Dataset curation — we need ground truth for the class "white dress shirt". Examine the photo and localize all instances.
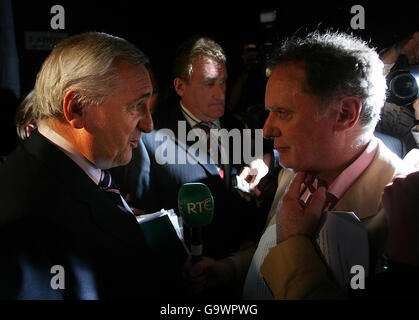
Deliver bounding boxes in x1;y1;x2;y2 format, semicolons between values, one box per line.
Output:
37;122;134;214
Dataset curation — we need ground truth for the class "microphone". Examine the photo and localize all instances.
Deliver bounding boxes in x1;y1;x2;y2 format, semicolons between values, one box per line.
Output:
178;182;214;263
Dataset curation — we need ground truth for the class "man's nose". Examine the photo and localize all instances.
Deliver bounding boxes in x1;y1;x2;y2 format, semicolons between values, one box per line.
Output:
263;112;280;139
212;83;226;101
138;107;154;133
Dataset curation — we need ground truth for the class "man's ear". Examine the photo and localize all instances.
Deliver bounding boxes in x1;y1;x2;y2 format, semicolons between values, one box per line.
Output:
334;96;362;132
173;77;186;97
63;90;85;129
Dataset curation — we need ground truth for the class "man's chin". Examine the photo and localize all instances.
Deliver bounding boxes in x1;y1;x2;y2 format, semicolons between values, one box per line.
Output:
278;157;296;172
112;150;133;169
208;105;225;120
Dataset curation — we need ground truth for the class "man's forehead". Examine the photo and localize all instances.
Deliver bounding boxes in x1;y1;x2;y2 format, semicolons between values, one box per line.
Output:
192;55;226;78
113;60;153;99
269;61;306;85
118;60;151;83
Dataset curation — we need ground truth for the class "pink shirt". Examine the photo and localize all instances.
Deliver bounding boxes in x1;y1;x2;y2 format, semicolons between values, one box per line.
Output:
301;137;379;209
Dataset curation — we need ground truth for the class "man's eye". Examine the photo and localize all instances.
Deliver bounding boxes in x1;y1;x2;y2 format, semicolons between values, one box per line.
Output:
274;109;291;120
130;102;147;114
134;103;145;110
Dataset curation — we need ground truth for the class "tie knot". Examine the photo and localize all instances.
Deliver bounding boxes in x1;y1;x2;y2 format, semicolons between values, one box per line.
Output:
98;170;131;213
195;122;216;133
99;170;118;191
316;178;339;210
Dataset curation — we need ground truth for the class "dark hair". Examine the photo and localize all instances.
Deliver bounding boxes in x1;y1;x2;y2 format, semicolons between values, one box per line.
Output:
268;31;386;127
173;36;226;82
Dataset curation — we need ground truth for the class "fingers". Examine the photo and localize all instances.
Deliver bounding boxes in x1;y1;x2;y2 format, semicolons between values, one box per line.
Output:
183;256;217;294
304;172;317;193
305;186;327;220
238;166;250;178
286;171;307;200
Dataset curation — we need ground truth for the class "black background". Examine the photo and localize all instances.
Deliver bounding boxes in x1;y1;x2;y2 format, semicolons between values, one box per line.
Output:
11;1;419;100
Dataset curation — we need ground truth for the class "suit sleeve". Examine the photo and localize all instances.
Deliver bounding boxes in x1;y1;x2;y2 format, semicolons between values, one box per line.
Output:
260;235;345;300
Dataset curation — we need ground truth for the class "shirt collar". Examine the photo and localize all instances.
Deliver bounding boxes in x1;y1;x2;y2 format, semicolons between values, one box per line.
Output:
37;122;102;185
301;137;379;204
327;137;378;199
179;101;221;129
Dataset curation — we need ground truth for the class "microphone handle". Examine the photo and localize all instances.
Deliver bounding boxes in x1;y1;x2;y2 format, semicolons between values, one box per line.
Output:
190;227;203;264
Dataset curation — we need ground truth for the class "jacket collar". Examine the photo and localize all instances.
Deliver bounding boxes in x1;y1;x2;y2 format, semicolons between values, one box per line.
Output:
24;130;148;249
334;139;404;220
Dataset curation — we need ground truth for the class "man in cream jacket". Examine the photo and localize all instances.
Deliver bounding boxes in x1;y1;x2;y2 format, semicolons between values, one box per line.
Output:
243;31;414;299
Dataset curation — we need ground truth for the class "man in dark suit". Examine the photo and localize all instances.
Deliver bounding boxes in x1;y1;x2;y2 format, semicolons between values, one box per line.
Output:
0;32;180;299
115;37;266;297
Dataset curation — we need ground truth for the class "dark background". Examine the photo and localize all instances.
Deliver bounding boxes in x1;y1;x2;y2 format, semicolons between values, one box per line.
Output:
11;1;419;99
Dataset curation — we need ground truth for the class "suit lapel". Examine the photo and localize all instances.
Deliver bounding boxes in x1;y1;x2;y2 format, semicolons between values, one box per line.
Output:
69;176;148;249
168;105;221;177
26;131;148;250
334;140;403;220
269;140;405;225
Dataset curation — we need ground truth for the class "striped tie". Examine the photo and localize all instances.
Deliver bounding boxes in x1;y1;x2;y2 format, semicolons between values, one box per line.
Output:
98;170;129;213
195;122;224;179
195;122;212;152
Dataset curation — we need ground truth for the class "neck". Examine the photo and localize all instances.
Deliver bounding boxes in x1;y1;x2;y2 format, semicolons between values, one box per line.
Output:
44;118;95;164
180;100;219;123
317;133;372;186
46;119;78;145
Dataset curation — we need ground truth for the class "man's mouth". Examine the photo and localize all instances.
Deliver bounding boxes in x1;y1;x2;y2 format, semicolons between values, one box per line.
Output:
209;102;224;108
275;144;289;153
129;136;140;147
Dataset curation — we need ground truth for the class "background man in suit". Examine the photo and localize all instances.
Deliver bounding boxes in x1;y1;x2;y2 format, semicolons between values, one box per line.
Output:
116;36;265;297
244;31;414;299
0;32;180;299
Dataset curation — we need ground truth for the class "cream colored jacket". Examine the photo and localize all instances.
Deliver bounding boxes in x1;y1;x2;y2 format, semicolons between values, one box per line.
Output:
260;139;412;299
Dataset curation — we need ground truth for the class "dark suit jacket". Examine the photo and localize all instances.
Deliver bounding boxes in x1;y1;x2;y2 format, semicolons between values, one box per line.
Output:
0;131;181;299
113;104;262;260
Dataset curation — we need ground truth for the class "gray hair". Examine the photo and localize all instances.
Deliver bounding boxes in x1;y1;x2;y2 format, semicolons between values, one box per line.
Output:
268;31;386;128
173;36;226;82
34;32;149;121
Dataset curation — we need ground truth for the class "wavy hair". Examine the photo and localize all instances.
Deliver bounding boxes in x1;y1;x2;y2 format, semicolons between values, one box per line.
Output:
268;31;386;128
34;32;149;121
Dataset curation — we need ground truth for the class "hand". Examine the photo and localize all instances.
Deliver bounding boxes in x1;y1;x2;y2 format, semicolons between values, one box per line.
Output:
256;166;280;200
183;256;238;294
238;157;270;200
383;171;419;266
380;31;419;65
276;171;327;243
